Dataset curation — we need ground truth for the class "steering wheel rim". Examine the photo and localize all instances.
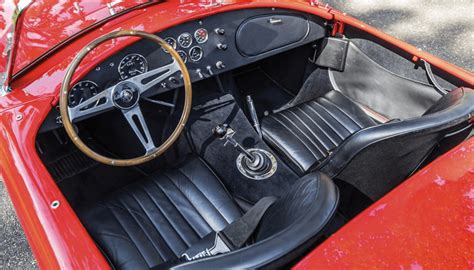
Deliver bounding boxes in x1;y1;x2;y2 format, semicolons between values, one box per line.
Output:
59;30;192;166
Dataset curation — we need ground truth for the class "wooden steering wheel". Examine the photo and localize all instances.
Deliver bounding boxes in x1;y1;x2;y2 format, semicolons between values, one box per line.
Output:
59;30;192;166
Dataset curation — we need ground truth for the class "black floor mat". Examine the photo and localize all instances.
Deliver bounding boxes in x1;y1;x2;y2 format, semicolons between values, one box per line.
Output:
234;67;294;118
182;93;299;203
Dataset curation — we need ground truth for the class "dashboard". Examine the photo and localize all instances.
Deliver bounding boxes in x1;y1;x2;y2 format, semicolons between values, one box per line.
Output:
41;8;326;133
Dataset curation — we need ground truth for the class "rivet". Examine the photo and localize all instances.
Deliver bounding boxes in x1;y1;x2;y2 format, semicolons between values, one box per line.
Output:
15;114;23;121
51;200;60;209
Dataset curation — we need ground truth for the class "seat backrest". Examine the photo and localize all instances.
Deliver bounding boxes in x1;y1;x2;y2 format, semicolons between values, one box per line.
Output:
319;88;473;200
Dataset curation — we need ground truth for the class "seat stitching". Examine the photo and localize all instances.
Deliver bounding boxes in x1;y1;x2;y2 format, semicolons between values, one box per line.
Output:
303;103;345;140
295;106;338;147
117;196;170;260
263;129;306;173
287;109;334;152
310;101;352;134
269;114;321;160
160;172;213;232
278;112;326;159
175;168;232;225
163;169;222;231
96;232;136;242
320;97;365;128
152;179;202;239
105;204;156;265
135;187;189;253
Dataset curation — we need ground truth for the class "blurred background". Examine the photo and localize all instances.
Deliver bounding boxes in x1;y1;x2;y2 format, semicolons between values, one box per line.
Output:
1;0;472;269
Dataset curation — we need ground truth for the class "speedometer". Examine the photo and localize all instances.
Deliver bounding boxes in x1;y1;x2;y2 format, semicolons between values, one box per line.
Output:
68;81;99;108
118;53;148;80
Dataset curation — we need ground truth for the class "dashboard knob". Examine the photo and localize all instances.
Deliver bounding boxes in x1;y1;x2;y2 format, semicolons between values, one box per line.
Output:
217;43;228;50
206;65;214;75
168;76;179;84
216;61;226;69
196;69;204;79
214;28;225;35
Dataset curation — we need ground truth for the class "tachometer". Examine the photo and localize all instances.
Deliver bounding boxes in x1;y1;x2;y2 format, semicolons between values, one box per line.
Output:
118;53;148;80
68;80;99;108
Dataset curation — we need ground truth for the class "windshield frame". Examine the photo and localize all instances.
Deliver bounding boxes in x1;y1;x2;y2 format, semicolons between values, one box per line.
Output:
1;0;33;96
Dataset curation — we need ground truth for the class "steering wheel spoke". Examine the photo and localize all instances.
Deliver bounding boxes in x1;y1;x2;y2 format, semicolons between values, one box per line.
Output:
129;59;180;94
122;105;157;154
68;87;114;122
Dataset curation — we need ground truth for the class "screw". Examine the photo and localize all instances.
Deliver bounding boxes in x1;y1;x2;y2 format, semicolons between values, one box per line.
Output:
51;200;60;209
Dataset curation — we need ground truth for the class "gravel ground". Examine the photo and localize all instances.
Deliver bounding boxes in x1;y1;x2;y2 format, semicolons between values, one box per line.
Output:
0;1;472;269
0;181;37;269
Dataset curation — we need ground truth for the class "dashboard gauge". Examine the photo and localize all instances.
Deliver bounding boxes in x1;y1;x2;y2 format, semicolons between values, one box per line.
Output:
118;53;148;80
189;46;204;62
163;37;177;53
68;81;99;108
177;50;188;63
194;28;208;44
177;32;193;48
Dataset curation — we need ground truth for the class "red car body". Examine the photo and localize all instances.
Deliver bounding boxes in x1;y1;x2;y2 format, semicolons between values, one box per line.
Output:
0;1;472;269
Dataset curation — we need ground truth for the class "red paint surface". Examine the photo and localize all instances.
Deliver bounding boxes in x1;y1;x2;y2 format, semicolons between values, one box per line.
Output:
0;0;473;269
12;0;149;73
294;137;474;270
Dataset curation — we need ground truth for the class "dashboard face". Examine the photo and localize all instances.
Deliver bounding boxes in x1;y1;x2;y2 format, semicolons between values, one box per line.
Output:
67;22;212;109
41;8;326;133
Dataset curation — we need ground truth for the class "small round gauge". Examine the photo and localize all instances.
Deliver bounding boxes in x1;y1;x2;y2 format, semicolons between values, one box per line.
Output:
177;32;193;48
68;80;99;108
194;28;208;44
118;53;148;80
163;37;177;53
177;50;188;63
189;46;203;62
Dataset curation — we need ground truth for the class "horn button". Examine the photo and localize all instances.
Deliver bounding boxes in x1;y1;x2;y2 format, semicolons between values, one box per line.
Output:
112;81;141;110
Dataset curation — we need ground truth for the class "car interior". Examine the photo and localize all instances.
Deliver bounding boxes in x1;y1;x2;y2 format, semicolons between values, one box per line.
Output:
34;8;473;269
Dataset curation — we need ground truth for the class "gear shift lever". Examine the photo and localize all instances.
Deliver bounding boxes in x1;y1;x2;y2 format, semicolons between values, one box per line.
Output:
213;124;277;180
213;124;255;161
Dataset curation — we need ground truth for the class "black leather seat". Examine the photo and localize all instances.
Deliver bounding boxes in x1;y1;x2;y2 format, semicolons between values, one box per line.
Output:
262;90;377;175
262;88;473;200
80;157;338;269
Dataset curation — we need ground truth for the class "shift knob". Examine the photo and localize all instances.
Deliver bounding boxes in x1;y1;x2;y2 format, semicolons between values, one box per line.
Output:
213;124;229;139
